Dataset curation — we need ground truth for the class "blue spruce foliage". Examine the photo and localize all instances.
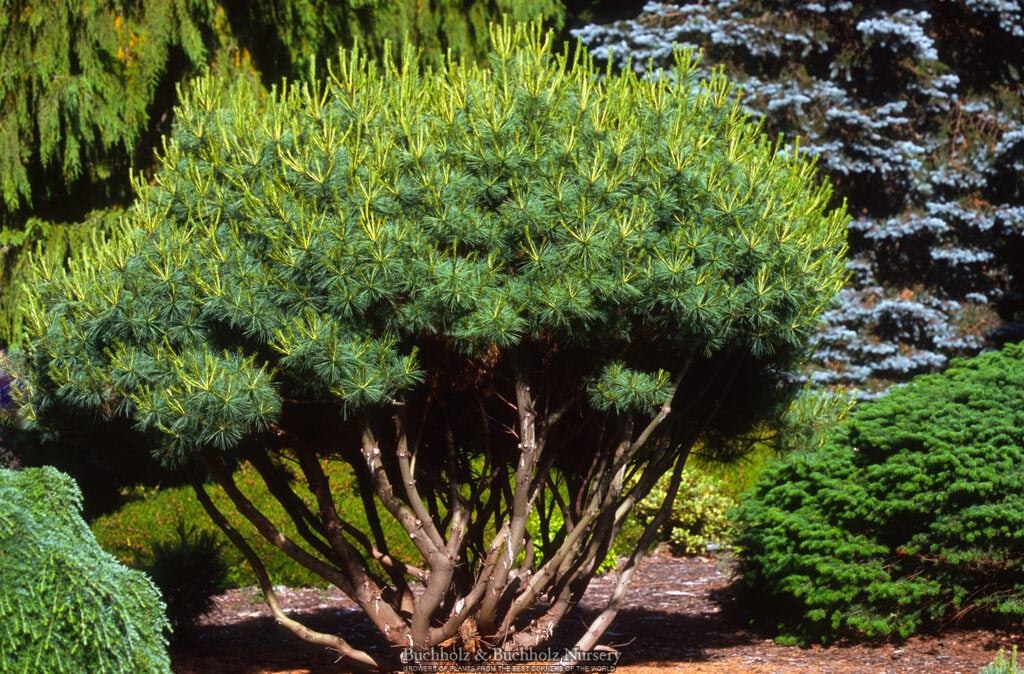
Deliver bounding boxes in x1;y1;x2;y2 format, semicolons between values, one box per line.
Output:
573;1;1024;396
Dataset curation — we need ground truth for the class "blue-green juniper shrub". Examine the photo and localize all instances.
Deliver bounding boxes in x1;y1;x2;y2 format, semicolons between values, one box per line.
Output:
11;21;848;669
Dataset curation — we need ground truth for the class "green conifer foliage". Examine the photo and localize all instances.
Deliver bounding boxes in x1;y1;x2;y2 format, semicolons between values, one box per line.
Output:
735;342;1024;643
0;0;218;218
225;0;567;82
13;22;847;667
0;466;170;673
0;0;251;350
0;0;566;350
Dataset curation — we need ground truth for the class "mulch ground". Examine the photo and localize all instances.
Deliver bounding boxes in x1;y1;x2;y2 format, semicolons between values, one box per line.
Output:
170;554;1023;673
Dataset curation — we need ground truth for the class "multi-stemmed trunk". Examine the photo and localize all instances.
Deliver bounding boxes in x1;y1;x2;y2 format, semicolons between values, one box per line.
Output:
188;353;740;670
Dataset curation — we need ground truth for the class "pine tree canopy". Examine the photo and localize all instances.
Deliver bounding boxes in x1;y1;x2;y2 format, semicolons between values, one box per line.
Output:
13;20;848;666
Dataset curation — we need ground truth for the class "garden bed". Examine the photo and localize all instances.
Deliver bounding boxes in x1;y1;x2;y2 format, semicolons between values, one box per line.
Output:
171;553;1022;673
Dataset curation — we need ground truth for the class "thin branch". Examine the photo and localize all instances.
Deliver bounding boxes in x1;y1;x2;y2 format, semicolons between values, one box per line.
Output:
478;366;541;635
358;416;445;566
566;454;687;656
350;448;422;585
467;459;509;569
393;403;448;556
245;449;338;563
444;423;469;559
294;447;409;611
260;425;420;610
199;451;353;593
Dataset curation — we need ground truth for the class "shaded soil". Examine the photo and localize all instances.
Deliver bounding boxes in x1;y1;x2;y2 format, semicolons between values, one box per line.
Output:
171;554;1023;673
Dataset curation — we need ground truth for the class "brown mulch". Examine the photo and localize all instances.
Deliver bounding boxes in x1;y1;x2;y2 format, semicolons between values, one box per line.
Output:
171;554;1023;673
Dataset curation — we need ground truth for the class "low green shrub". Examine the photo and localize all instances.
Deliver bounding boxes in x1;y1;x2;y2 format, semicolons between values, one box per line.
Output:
142;521;229;640
0;466;170;673
734;343;1024;644
636;467;736;555
92;460;419;588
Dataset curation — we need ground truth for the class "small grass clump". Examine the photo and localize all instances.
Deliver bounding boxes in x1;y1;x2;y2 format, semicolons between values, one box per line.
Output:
981;647;1023;674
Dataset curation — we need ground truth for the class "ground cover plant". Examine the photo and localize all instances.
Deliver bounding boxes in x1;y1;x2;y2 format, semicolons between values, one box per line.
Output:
0;466;170;673
11;21;848;669
735;342;1024;644
573;1;1024;397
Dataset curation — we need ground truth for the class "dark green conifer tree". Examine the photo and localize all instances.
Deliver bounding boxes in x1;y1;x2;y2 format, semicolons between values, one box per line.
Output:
12;22;847;667
735;342;1024;643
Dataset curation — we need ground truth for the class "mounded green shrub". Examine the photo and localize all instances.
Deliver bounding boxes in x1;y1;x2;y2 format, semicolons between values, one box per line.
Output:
0;466;170;673
734;343;1024;643
637;467;736;555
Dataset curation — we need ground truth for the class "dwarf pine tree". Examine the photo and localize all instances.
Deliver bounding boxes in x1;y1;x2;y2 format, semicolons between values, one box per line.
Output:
13;21;847;668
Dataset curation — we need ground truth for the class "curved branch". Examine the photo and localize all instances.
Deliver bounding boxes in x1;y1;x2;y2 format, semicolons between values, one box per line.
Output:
198;451;410;645
566;454;687;656
188;472;397;671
